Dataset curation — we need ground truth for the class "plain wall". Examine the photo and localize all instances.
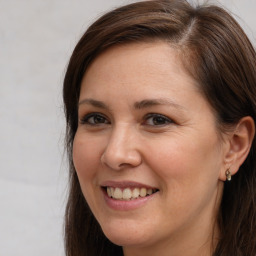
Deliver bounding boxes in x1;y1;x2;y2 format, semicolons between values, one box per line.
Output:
0;0;255;255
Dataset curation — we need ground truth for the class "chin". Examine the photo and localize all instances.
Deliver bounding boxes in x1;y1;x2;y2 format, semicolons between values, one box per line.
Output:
100;222;152;247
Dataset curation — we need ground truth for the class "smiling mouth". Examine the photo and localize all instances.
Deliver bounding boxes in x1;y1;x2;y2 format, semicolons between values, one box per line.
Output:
103;187;159;200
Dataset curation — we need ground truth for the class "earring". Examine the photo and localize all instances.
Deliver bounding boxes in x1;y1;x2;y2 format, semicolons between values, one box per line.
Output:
225;169;232;181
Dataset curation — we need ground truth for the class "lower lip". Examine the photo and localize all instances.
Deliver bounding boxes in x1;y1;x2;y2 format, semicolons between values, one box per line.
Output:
102;188;157;211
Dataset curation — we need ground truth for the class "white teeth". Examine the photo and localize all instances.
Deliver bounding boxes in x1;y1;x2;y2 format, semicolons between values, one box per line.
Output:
140;188;147;197
123;188;132;200
132;188;140;198
113;188;122;199
106;187;157;200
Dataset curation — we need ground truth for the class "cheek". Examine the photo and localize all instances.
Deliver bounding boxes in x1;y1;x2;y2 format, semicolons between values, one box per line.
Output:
145;137;222;224
72;133;103;184
144;134;222;192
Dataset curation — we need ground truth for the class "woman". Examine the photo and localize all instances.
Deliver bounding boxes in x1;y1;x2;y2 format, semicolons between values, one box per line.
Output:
63;0;256;255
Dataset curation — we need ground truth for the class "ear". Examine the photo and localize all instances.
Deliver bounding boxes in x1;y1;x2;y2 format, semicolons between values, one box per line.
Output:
219;116;255;181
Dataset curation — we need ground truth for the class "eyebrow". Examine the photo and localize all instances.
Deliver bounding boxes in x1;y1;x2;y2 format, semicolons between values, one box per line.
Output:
79;98;185;111
79;98;109;109
134;98;185;110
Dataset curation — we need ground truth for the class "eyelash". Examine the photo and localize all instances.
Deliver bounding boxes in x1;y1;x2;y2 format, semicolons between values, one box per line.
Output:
143;113;173;126
79;113;173;126
80;112;110;125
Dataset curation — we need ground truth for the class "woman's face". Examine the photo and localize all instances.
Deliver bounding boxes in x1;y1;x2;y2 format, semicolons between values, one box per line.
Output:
73;42;226;253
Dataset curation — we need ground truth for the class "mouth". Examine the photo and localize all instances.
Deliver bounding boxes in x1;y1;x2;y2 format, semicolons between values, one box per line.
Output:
102;186;159;201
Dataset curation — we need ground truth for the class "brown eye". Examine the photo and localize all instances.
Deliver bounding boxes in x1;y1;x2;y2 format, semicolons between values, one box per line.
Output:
144;114;173;126
80;113;110;125
92;115;107;124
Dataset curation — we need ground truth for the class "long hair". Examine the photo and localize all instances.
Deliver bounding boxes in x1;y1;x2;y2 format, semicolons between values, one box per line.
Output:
63;1;256;255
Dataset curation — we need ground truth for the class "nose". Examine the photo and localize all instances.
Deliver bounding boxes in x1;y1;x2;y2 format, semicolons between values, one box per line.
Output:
101;125;142;170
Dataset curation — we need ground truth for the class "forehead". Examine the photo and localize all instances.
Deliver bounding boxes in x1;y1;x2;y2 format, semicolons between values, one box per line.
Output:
81;41;199;96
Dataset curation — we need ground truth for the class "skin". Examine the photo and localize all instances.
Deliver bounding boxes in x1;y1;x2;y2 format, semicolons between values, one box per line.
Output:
73;42;231;256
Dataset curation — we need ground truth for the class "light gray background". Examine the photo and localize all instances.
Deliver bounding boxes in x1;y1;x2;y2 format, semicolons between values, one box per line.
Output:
0;1;255;255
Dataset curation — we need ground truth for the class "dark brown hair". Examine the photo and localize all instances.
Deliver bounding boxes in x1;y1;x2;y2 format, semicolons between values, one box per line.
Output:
63;1;256;255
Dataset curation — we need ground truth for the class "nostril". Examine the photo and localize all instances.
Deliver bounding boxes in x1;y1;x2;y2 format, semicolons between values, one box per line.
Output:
101;150;142;171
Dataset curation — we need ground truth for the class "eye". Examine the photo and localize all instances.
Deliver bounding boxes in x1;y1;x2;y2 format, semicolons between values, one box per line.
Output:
80;113;110;125
143;113;173;126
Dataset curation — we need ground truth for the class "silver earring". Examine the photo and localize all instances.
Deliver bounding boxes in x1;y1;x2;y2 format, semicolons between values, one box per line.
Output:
225;169;231;181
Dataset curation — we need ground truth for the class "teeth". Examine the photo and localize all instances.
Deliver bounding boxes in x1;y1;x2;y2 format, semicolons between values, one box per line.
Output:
107;187;111;197
113;188;122;199
123;188;132;200
147;188;153;195
106;187;157;200
132;188;140;198
140;188;147;197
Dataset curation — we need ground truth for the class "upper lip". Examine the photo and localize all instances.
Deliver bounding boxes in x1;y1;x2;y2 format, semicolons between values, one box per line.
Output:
100;180;158;190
